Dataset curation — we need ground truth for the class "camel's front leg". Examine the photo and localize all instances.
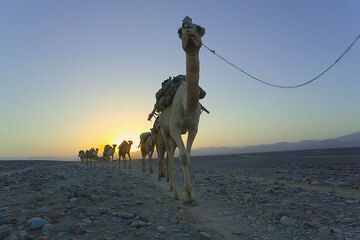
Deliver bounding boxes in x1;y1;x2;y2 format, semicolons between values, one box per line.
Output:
162;130;178;199
170;126;194;203
182;128;198;203
127;153;132;169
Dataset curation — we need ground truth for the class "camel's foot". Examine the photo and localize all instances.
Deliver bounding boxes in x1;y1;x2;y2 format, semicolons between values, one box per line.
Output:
170;191;178;200
181;190;197;206
149;169;153;175
129;166;131;169
124;166;127;169
157;176;161;181
183;198;198;207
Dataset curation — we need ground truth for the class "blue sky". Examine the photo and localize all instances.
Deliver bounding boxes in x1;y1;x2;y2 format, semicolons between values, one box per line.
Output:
0;0;359;158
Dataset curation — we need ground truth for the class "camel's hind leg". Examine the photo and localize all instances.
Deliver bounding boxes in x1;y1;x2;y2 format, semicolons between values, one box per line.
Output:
127;153;132;169
148;151;154;174
170;126;196;204
162;131;178;200
123;155;127;169
157;148;165;180
141;153;146;173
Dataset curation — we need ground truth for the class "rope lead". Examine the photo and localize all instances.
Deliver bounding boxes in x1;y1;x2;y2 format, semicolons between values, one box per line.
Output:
196;33;360;89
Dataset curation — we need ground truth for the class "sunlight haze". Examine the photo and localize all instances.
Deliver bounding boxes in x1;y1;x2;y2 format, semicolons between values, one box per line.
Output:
0;0;359;159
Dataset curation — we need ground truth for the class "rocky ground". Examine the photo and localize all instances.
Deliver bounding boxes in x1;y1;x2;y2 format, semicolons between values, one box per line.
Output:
1;147;360;240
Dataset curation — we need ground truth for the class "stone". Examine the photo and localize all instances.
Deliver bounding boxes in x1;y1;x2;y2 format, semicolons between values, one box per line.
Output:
120;212;134;219
41;224;53;233
318;226;331;240
27;217;48;230
0;225;12;239
37;206;50;214
0;208;7;214
71;222;86;235
199;231;211;239
18;230;31;240
219;188;227;195
170;216;178;224
33;236;50;240
244;193;253;203
0;216;12;226
130;220;147;228
134;201;144;206
342;217;354;224
81;217;92;226
232;227;244;235
310;180;320;185
280;216;296;226
156;225;166;233
265;188;274;194
16;214;27;225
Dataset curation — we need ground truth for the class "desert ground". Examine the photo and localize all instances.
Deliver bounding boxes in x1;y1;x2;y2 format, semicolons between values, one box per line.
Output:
1;147;360;240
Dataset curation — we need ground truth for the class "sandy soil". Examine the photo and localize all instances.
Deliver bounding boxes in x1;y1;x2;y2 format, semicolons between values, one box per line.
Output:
1;147;360;240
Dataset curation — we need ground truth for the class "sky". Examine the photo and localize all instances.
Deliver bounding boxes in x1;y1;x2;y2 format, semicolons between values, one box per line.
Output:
0;0;359;159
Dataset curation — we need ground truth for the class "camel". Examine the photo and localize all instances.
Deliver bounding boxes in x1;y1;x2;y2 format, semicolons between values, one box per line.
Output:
139;131;156;174
118;140;133;169
78;150;86;164
103;144;116;162
158;16;205;204
89;148;99;164
84;149;91;165
146;118;168;180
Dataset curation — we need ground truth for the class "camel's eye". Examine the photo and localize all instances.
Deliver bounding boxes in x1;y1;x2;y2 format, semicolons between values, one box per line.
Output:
177;28;183;38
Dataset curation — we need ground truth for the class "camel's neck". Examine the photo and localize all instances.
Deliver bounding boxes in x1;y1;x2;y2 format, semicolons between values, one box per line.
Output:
186;52;200;114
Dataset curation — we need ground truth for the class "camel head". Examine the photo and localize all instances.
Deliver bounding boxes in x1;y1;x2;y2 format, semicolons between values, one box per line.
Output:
112;144;117;150
128;140;133;146
178;16;205;55
78;150;84;157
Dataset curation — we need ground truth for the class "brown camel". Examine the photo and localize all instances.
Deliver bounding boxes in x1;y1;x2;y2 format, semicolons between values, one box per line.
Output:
139;131;156;174
78;150;86;164
103;144;116;162
84;149;91;165
89;148;99;164
118;140;133;169
159;16;205;203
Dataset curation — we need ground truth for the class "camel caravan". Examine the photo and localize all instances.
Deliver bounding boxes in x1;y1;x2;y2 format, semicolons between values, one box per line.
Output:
78;141;133;167
78;17;208;204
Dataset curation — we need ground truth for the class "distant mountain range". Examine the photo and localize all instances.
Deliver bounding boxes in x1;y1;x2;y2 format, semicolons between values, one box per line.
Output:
1;132;359;160
192;132;360;156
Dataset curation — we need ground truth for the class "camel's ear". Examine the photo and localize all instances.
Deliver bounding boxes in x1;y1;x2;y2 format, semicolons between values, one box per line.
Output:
178;28;183;39
198;26;205;37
